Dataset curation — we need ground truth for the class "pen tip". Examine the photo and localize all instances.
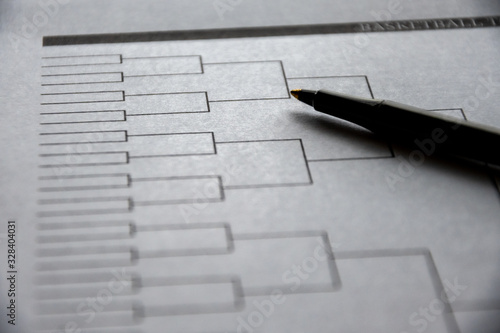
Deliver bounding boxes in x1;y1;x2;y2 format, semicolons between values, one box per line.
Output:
291;89;301;100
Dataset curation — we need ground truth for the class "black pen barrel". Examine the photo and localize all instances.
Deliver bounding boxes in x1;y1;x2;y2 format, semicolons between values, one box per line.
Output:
312;90;500;165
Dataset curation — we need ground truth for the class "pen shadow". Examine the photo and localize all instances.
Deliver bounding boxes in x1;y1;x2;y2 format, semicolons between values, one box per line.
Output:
289;108;500;187
288;109;391;153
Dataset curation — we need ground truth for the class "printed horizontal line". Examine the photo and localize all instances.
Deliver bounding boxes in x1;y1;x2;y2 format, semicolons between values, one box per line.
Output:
209;97;290;102
124;72;202;78
203;60;281;65
42;71;122;77
224;182;312;190
41;54;122;67
37;208;130;217
216;138;300;144
307;155;395;162
41;91;125;105
41;72;123;86
126;91;207;97
41;54;122;59
37;219;132;230
287;75;367;79
126;111;208;116
122;55;200;59
43;16;500;46
40;109;125;115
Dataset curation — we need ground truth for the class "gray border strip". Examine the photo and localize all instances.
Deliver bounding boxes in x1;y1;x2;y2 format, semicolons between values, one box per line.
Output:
43;16;500;46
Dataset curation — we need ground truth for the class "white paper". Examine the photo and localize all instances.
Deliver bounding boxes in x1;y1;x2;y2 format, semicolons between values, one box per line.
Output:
1;1;500;332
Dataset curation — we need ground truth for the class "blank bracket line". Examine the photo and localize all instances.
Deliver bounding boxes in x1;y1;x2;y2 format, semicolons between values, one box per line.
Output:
209;97;290;103
308;155;395;163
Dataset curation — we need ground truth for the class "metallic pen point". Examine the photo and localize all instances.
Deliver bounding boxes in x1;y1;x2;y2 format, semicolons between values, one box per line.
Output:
291;89;301;99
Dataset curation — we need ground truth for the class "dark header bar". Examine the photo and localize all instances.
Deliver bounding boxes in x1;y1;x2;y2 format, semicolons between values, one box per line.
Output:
43;16;500;46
